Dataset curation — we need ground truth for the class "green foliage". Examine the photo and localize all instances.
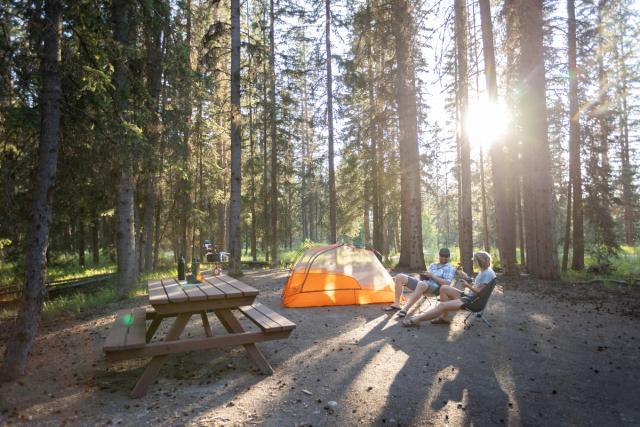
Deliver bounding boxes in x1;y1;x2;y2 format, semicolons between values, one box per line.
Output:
279;240;326;268
0;259;19;290
586;242;620;265
0;238;11;252
42;285;118;319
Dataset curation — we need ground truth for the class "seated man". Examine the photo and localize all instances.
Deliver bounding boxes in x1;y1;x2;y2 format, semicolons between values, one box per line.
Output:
384;248;456;317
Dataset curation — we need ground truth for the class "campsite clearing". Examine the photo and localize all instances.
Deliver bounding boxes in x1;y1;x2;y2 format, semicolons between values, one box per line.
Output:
0;269;639;426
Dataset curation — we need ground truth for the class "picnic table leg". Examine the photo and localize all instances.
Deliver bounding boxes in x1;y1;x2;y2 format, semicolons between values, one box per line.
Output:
146;316;164;342
215;309;274;375
201;311;214;337
131;312;192;398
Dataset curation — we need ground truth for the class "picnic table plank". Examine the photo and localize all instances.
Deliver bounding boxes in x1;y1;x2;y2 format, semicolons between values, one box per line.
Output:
217;274;259;297
196;280;226;300
104;310;130;351
238;304;282;332
148;280;163;289
148;280;168;305
252;302;296;331
125;308;148;347
162;279;189;303
205;276;243;298
179;282;208;302
104;308;147;351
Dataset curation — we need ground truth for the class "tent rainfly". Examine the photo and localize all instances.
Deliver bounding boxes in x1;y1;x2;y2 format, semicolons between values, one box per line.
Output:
282;244;395;308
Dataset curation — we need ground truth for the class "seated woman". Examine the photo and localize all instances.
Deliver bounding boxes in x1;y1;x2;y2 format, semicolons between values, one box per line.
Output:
401;251;496;327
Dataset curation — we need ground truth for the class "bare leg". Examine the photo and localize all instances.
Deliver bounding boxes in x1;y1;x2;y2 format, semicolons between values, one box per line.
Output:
410;299;464;323
392;274;408;307
401;282;428;313
438;284;464;321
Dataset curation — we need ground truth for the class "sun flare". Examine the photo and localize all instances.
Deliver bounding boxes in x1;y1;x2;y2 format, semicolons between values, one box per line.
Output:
465;97;510;149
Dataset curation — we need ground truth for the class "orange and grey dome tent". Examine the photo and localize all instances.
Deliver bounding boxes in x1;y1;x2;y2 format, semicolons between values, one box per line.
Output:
282;244;395;308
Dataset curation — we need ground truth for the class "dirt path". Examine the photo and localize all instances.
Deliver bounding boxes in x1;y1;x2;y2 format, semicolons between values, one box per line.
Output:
1;270;639;426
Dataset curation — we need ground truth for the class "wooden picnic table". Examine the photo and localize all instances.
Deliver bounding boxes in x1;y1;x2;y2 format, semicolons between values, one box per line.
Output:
103;273;295;398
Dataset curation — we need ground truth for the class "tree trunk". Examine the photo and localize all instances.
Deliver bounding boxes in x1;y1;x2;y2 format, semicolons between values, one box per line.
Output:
377;53;388;257
393;0;425;270
617;20;633;246
479;147;490;253
135;194;143;273
363;185;371;247
153;192;162;269
1;0;62;380
112;0;138;295
517;0;558;279
228;0;242;275
78;217;85;267
455;0;473;274
567;0;584;269
479;0;517;274
325;0;337;243
92;218;100;265
153;53;168;271
261;39;270;260
269;0;279;265
367;2;382;254
180;0;193;263
517;183;526;267
249;98;258;262
301;58;310;242
142;0;164;273
561;175;572;272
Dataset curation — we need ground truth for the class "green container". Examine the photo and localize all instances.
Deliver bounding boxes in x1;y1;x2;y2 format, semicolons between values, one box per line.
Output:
191;259;200;277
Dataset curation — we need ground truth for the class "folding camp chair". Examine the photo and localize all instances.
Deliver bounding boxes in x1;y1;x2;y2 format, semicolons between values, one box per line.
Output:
462;278;497;329
416;277;462;313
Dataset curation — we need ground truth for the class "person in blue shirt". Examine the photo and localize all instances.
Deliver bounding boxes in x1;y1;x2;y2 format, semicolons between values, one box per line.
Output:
384;248;456;318
402;251;496;327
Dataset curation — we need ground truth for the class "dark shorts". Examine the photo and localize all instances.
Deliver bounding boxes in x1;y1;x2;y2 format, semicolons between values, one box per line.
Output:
460;295;475;310
406;276;419;291
406;276;439;294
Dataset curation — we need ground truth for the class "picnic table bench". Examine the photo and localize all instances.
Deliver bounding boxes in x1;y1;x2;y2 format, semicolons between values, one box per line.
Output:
103;273;295;397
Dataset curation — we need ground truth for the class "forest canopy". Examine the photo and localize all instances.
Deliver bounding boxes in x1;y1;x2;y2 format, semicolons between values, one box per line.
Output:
1;0;639;284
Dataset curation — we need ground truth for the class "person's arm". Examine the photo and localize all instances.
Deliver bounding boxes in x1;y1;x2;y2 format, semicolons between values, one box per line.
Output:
460;279;485;294
425;265;456;287
431;274;452;287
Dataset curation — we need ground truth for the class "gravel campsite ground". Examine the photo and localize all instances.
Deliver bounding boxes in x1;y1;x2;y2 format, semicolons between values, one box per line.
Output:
1;269;639;426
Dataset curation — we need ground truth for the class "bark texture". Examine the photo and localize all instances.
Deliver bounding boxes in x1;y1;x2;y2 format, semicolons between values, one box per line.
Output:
228;0;242;275
142;0;164;273
326;0;337;243
517;0;559;279
567;0;584;270
113;0;137;295
1;0;62;380
455;0;473;275
269;0;279;265
479;0;517;274
394;0;425;270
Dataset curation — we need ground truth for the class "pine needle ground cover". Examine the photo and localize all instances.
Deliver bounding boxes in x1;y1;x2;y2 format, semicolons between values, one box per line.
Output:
1;269;639;425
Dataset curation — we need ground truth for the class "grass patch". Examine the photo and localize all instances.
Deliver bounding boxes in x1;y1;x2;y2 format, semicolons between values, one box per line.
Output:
562;246;640;282
42;285;119;318
0;252;117;293
0;267;177;321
